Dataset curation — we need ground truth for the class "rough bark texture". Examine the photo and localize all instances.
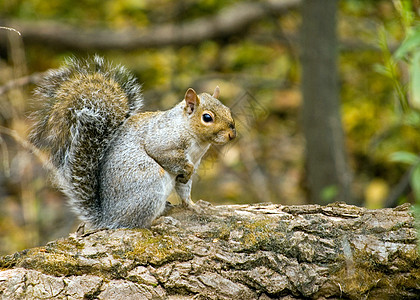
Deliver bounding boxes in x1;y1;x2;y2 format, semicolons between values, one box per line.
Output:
0;201;419;299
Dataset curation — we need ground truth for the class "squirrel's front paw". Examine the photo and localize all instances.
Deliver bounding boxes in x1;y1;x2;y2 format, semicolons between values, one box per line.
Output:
176;163;194;184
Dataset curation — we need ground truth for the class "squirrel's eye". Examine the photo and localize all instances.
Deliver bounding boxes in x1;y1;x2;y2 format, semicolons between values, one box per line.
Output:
202;113;213;123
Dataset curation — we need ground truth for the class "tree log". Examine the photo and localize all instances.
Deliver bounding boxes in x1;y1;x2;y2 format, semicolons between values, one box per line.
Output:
0;201;419;299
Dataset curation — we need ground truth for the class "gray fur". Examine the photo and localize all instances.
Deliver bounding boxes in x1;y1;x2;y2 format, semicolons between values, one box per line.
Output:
31;56;144;227
31;56;235;229
98;103;211;228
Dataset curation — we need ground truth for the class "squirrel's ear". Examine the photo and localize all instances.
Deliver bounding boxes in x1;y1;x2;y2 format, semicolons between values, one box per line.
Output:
184;88;199;114
212;86;220;99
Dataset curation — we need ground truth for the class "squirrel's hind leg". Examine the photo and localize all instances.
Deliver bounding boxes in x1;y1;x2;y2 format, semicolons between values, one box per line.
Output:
99;153;174;229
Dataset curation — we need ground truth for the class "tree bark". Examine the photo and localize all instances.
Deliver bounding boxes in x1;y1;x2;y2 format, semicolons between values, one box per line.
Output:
0;201;418;299
301;0;354;205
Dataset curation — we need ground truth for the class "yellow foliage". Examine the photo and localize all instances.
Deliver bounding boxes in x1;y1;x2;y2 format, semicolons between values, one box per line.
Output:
364;178;389;209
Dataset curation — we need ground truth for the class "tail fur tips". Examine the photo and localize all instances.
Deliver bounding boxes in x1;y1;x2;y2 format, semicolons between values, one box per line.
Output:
30;56;143;226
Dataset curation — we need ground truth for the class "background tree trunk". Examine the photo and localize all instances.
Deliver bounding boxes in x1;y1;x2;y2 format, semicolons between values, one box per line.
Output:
0;201;418;299
301;0;355;205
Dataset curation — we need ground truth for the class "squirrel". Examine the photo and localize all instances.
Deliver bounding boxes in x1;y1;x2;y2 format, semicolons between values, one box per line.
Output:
30;56;236;229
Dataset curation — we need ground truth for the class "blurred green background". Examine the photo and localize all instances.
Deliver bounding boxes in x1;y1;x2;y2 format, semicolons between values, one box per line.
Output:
1;0;419;255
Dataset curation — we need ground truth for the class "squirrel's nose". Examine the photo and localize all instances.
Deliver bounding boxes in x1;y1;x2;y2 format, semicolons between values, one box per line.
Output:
228;124;236;140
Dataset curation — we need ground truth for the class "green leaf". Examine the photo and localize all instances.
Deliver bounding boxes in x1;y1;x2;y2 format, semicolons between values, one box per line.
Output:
320;185;338;203
390;151;420;165
411;165;420;201
403;110;420;127
411;51;420;109
373;64;391;77
412;203;420;215
395;0;415;29
394;25;420;60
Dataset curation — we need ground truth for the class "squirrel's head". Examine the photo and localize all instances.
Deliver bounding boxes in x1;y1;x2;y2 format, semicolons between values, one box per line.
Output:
183;87;236;145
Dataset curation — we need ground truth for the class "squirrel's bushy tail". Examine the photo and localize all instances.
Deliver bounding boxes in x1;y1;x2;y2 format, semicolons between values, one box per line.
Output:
30;56;143;226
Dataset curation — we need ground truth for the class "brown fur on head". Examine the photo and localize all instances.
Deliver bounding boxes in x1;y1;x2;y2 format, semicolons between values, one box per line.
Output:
184;87;236;145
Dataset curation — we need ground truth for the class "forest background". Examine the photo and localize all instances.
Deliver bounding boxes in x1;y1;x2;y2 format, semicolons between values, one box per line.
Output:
0;0;419;255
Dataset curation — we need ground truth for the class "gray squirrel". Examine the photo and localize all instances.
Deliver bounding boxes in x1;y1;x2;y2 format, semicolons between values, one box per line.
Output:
31;56;236;229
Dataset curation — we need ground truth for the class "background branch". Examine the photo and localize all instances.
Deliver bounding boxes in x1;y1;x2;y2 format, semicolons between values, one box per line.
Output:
0;0;301;50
